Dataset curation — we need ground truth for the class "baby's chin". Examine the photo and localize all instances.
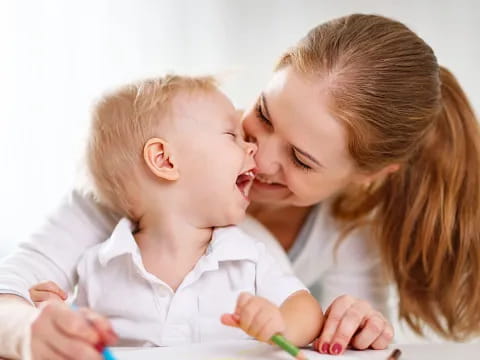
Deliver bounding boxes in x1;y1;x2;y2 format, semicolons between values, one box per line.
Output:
211;210;248;228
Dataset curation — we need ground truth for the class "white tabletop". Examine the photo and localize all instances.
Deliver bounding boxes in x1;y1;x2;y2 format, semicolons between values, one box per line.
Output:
111;340;480;360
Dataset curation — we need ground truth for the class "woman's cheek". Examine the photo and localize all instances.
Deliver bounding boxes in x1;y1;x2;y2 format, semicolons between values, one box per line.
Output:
242;114;260;139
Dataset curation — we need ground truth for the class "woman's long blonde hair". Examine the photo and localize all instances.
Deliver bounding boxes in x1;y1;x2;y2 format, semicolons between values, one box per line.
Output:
278;14;480;340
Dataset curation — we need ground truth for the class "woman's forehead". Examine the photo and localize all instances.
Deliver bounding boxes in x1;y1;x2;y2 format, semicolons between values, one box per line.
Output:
263;68;352;168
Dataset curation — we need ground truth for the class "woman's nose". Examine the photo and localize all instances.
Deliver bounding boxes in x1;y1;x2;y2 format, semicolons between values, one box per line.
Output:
253;136;281;175
246;141;258;157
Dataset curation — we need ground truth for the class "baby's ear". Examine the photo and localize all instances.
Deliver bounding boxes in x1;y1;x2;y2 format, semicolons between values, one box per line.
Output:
143;138;179;181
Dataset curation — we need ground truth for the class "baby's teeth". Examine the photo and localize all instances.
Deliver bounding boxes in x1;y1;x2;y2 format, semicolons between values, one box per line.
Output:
243;170;254;179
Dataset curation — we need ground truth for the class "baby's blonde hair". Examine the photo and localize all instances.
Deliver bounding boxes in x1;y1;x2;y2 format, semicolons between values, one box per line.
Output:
87;74;218;219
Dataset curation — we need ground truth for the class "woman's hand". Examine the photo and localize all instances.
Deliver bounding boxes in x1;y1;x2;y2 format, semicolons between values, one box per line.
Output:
312;295;393;355
29;281;67;307
221;292;286;342
30;301;118;360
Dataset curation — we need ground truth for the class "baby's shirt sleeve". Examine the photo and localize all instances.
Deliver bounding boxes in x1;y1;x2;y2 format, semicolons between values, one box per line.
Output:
254;242;308;306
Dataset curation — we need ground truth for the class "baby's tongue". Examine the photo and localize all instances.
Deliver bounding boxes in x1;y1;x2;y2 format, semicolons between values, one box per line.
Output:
236;173;248;185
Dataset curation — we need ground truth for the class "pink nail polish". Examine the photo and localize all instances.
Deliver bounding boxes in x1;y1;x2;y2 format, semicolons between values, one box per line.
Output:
321;343;330;353
331;343;342;355
95;341;105;352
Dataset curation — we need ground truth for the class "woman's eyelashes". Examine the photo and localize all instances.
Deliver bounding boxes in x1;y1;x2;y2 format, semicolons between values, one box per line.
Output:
290;148;312;171
255;103;272;127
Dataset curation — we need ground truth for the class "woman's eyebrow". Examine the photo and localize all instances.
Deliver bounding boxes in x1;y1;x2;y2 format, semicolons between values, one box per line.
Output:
262;93;324;168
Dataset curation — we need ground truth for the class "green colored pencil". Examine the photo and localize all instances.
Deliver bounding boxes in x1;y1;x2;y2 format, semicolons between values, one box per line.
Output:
271;334;308;360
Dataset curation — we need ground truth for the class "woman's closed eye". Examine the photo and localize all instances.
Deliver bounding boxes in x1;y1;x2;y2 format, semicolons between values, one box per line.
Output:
290;148;312;171
255;103;272;127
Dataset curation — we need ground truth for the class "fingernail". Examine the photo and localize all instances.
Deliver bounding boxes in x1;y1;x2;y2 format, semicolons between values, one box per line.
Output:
321;343;330;353
95;341;105;352
331;343;342;355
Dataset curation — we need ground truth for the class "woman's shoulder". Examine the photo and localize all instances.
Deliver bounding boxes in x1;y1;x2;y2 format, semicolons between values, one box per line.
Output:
237;216;295;274
25;188;119;250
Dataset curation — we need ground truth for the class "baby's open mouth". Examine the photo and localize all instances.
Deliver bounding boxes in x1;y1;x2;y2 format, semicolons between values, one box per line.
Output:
236;170;255;199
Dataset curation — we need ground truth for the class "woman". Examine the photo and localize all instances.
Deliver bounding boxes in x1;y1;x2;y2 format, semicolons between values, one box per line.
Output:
1;13;479;359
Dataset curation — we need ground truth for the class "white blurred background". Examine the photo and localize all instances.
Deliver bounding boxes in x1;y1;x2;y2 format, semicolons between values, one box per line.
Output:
1;0;479;256
1;0;479;344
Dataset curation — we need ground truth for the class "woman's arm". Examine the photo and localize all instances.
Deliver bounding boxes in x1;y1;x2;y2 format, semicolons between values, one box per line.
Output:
0;294;38;359
0;189;117;301
0;189;117;358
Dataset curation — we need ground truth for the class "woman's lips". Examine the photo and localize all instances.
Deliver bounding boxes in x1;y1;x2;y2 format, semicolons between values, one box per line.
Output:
253;175;287;190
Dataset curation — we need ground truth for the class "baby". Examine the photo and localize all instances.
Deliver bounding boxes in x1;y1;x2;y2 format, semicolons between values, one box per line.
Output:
29;75;323;353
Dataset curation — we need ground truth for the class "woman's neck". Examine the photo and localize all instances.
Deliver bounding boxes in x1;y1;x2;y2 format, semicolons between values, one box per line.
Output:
247;203;314;252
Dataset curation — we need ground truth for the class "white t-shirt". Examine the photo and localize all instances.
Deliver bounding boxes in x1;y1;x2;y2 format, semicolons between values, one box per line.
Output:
0;189;389;315
74;218;306;346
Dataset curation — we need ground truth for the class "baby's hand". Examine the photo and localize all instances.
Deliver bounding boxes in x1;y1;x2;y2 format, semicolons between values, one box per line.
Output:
29;281;67;307
31;301;118;360
221;292;286;342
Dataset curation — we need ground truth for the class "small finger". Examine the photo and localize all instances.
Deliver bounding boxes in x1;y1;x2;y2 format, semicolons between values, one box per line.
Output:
247;310;273;340
49;339;103;360
79;308;118;345
32;313;101;360
257;317;283;343
351;314;386;350
220;313;240;327
50;306;100;345
317;295;356;354
370;323;394;350
45;325;103;360
312;337;321;352
32;341;65;360
235;292;254;314
329;300;372;354
30;290;64;304
32;281;67;299
238;298;261;332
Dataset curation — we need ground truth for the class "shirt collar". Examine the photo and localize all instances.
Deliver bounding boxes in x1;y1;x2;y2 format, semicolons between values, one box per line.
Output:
98;217;138;266
97;220;259;267
175;226;260;291
204;226;259;263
